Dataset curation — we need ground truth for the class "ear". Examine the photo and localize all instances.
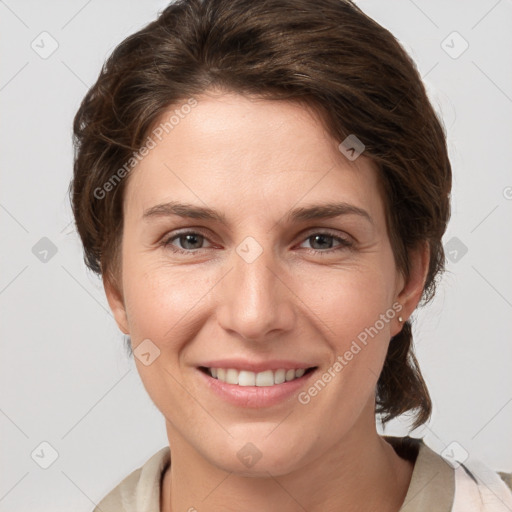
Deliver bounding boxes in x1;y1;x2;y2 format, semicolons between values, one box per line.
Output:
103;274;130;335
391;241;430;337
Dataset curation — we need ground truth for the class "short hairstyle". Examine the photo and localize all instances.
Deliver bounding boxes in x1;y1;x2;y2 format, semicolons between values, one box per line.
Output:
69;0;452;429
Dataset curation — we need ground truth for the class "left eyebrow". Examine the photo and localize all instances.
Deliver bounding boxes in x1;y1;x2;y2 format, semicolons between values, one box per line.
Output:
285;202;374;225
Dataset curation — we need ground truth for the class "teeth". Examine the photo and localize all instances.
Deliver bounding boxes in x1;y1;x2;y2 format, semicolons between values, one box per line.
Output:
274;369;286;384
207;367;311;386
238;370;255;386
225;368;239;385
285;369;296;381
255;370;274;387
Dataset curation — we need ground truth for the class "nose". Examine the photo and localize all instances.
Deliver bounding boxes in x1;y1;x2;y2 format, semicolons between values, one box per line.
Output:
216;241;296;342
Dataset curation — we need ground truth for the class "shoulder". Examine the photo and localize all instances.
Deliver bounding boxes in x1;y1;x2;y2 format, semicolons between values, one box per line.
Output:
385;436;512;511
452;457;512;511
91;446;170;512
393;436;456;511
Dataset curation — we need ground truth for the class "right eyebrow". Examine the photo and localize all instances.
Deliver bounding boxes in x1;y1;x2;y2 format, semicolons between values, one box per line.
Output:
142;201;228;224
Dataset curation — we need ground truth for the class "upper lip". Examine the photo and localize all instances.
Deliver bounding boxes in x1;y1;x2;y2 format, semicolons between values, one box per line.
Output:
198;359;317;373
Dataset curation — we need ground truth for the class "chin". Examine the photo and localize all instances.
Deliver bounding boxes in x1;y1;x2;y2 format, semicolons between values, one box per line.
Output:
202;433;314;477
216;454;306;478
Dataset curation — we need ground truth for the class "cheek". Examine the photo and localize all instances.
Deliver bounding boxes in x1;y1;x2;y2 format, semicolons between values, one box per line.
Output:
120;260;215;410
122;256;217;347
296;263;397;342
293;259;397;389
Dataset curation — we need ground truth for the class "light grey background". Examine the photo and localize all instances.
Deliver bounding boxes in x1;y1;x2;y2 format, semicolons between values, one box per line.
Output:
1;1;511;510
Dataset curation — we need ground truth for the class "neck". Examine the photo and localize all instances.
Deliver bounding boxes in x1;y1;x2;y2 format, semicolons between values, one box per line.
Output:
161;414;413;512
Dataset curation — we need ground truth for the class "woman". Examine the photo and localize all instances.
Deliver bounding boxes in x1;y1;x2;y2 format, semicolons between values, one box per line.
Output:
69;0;512;510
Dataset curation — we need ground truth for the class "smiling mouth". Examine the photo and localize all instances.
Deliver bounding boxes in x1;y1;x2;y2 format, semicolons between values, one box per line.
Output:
198;366;317;386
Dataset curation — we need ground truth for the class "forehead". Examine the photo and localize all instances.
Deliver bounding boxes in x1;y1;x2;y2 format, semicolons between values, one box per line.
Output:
123;92;384;224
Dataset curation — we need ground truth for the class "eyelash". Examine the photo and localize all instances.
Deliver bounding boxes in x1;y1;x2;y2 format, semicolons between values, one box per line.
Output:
160;229;353;256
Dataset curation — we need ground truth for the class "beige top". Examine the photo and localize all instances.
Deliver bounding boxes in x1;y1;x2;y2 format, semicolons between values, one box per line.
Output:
92;436;512;512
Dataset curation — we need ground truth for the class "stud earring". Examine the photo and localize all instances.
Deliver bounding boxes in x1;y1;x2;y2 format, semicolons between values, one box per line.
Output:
398;316;404;323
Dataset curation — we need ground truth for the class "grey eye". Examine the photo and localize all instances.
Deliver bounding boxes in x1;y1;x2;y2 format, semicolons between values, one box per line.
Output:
175;233;204;250
305;234;337;250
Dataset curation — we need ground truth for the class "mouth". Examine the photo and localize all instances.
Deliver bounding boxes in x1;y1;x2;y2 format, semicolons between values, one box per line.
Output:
198;366;317;387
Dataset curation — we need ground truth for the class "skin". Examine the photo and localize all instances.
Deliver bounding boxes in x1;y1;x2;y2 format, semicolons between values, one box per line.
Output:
104;90;429;512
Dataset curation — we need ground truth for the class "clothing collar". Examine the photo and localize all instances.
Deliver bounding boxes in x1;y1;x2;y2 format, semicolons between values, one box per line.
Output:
95;436;455;512
384;436;455;512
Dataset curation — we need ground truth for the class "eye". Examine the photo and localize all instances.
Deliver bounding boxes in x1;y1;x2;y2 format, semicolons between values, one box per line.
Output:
161;231;212;254
298;231;353;254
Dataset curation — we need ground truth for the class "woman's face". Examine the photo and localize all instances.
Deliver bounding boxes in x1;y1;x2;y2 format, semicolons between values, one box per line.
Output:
106;91;423;476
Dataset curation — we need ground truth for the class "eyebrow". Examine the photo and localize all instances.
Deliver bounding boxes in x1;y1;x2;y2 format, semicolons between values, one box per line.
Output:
285;202;373;225
142;200;373;225
143;201;228;223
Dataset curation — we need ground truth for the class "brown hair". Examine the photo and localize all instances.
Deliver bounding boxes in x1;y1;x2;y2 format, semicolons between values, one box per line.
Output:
69;0;451;429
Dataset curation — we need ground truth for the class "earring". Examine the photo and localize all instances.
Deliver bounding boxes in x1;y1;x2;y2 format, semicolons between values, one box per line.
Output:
398;316;404;323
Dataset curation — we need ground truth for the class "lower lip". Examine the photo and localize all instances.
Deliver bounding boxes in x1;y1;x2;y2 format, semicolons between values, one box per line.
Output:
197;368;317;408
